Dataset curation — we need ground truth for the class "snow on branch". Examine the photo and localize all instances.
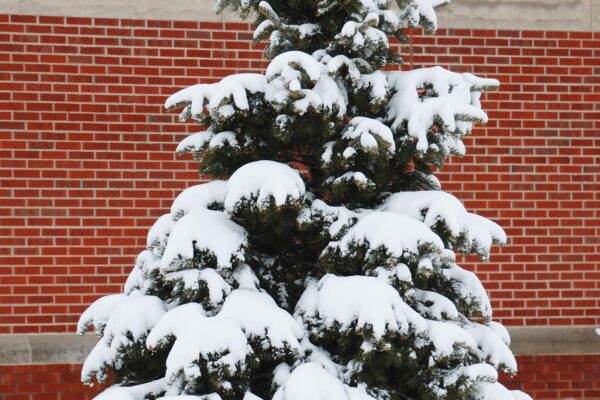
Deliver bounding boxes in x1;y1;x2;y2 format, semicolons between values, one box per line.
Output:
425;319;476;358
443;263;492;320
273;362;375;400
124;250;161;295
253;2;321;49
176;131;240;155
414;288;459;321
170;181;228;221
266;51;324;83
267;51;347;116
164;268;232;309
397;0;451;33
465;323;517;374
297;199;362;239
474;382;533;400
380;191;506;259
386;66;498;154
342;117;396;154
147;303;252;394
296;274;427;338
218;289;304;354
224;160;305;210
80;295;167;384
327;211;444;259
165;74;268;121
147;213;174;256
77;294;128;337
93;378;166;400
161;209;247;272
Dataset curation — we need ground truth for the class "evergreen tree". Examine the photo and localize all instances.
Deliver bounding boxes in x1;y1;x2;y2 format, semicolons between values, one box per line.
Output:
78;1;532;399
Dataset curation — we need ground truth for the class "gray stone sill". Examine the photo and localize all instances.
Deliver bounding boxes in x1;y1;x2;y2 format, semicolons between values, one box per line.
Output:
1;326;599;365
0;0;598;32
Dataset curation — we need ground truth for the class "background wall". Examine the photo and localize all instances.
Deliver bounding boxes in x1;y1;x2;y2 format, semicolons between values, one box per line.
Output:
1;1;599;398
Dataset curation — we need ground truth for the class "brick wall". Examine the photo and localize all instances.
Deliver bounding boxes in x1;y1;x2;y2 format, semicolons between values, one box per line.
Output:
0;13;599;400
1;355;599;400
503;354;600;399
2;14;599;334
0;363;103;399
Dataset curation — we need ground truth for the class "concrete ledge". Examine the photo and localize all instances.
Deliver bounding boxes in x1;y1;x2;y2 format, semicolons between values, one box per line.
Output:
437;0;596;32
0;333;96;365
509;326;600;356
1;327;599;365
0;0;598;32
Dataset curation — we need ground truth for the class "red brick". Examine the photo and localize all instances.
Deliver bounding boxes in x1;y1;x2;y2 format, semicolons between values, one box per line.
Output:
0;16;598;399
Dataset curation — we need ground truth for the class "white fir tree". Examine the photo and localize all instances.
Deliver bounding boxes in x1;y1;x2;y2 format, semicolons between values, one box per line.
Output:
78;1;532;399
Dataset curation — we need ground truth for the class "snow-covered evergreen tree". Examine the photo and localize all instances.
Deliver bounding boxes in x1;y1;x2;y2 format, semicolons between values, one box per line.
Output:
78;1;532;399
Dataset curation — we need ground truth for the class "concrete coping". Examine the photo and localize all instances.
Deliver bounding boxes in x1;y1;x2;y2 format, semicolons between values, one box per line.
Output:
0;0;599;32
0;326;599;365
0;333;97;365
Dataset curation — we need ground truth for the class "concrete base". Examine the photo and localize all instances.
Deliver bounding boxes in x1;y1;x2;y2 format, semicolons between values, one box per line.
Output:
1;326;599;365
509;326;600;356
0;0;598;32
0;333;96;365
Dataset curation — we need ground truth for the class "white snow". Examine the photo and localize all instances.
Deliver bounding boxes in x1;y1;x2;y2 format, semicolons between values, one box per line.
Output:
443;263;492;319
124;250;162;294
224;161;305;210
98;294;166;349
273;362;346;400
176;131;212;153
266;51;324;83
209;131;239;148
297;199;362;239
135;248;162;277
161;209;247;271
78;294;128;336
312;74;347;116
296;275;427;338
439;363;498;393
327;56;362;82
146;213;174;254
93;378;166;400
165;268;232;307
399;0;450;32
232;264;260;290
342;117;396;153
331;171;373;188
425;320;476;357
147;303;251;390
273;362;375;400
266;51;347;116
488;321;511;346
414;289;459;320
243;393;264;400
322;141;335;164
157;395;222;400
372;263;413;285
466;323;517;373
82;295;166;383
380;191;506;257
343;147;357;159
124;262;145;295
360;71;388;102
327;211;443;258
474;382;533;400
170;181;227;220
165;73;268;118
218;289;303;351
386;66;497;152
